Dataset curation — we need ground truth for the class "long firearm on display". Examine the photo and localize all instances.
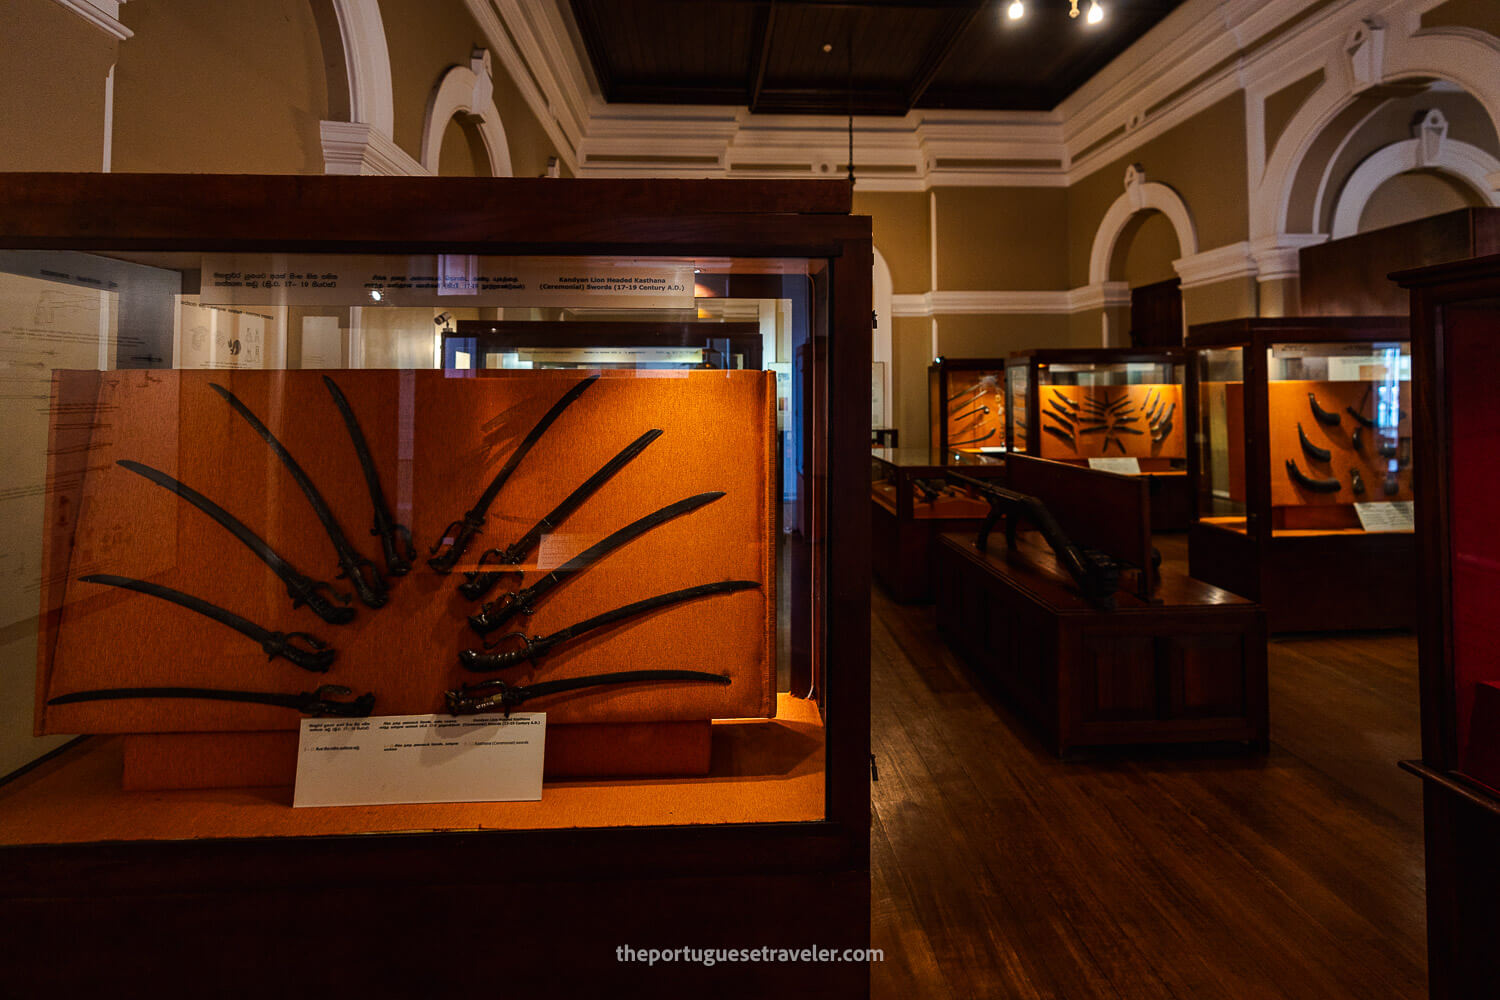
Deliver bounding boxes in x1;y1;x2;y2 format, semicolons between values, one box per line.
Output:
460;579;761;672
458;427;665;601
429;374;600;573
444;670;731;717
117;459;356;625
469;490;727;635
48;684;375;717
209;383;387;608
322;375;416;577
950;405;990;423
78;573;336;672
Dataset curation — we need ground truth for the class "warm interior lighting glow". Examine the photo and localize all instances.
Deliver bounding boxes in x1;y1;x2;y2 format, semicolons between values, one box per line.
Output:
1087;1;1104;24
1007;1;1024;19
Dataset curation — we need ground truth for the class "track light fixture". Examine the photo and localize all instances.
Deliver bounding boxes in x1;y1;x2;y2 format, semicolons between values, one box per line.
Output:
1008;1;1105;24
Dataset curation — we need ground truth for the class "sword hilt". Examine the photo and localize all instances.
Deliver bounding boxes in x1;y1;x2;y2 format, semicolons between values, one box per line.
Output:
468;590;531;636
458;547;524;601
374;517;415;577
427;512;485;573
285;576;355;626
460;632;540;671
337;551;388;609
263;631;336;672
305;684;376;718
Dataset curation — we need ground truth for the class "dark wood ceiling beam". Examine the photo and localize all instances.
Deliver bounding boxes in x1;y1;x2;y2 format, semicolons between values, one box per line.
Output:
749;2;778;112
567;1;615;102
905;3;985;110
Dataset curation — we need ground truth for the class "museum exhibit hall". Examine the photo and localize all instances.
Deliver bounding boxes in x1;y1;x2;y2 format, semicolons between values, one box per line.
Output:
2;0;1499;997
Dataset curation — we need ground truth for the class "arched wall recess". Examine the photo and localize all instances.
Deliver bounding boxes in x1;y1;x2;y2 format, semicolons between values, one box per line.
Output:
1088;165;1199;286
421;49;514;177
329;0;394;134
872;247;893;429
1253;8;1500;245
1330;138;1500;238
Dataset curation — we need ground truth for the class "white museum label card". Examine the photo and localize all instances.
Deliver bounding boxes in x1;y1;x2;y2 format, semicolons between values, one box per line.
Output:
1088;457;1141;475
293;713;546;807
1354;501;1415;533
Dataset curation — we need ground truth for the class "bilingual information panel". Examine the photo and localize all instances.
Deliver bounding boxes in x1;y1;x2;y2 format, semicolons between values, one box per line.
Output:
293;712;546;807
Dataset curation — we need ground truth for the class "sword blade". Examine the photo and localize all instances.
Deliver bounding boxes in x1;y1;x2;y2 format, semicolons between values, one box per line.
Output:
458;427;664;600
210;383;387;608
116;459;354;624
323;375;415;576
445;669;730;716
79;573;334;671
468;490;726;634
47;684;374;717
429;373;601;572
460;579;760;671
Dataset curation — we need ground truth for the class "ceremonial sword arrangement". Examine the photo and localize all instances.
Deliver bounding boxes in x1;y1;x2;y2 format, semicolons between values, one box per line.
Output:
946;375;1000;449
49;373;746;725
1284;386;1410;498
1041;386;1176;456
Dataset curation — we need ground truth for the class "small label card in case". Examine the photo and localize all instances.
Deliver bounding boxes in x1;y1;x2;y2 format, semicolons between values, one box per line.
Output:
1354;501;1415;533
293;713;546;807
1088;457;1141;475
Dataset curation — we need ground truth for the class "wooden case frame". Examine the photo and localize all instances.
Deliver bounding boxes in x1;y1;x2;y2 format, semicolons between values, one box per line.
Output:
1185;317;1414;632
0;174;873;997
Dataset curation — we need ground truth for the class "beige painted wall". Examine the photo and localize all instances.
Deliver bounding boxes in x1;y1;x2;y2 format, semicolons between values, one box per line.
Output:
1117;210;1181;286
891;315;933;447
438;115;490;177
1359;171;1486;231
113;0;331;173
937;314;1075;357
852;191;930;294
0;0;118;171
933;188;1069;290
1184;278;1257;326
1264;70;1324;158
1067;93;1249;287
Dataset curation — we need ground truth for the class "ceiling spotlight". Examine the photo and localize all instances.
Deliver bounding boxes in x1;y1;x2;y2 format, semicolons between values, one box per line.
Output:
821;42;832;53
1068;0;1079;16
1087;1;1104;23
1006;1;1024;19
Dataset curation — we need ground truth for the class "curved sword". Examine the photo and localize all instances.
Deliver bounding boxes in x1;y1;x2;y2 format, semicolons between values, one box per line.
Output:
210;383;386;608
48;683;375;717
468;490;726;635
444;670;730;717
323;375;415;577
460;579;760;671
459;427;665;600
117;459;355;624
80;573;335;672
428;373;601;573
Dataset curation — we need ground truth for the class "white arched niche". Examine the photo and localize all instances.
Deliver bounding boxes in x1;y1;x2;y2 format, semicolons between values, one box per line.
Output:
873;247;893;430
421;50;513;177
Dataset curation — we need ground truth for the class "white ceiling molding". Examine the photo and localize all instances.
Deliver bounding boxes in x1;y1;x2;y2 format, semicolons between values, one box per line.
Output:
331;0;394;135
320;121;427;176
1088;166;1199;286
1248;233;1326;284
1069;281;1132;312
1174;242;1257;289
50;0;131;40
1329;138;1500;238
420;53;515;177
892;285;1129;318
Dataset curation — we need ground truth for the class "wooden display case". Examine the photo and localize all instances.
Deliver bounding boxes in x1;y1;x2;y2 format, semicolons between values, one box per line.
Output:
869;447;1004;603
928;357;1006;457
0;174;872;997
1186;317;1414;632
1393;253;1500;1000
1005;348;1192;531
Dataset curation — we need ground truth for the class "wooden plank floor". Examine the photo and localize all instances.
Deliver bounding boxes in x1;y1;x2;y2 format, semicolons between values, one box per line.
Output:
869;549;1427;999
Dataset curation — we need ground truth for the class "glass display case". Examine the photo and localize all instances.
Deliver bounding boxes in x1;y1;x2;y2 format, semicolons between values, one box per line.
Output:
1005;348;1192;530
1186;317;1413;631
928;357;1006;458
1396;253;1500;1000
869;448;1004;603
0;174;871;997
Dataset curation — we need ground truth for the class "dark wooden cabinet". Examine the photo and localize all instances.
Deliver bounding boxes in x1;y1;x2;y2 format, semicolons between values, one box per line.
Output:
1394;252;1500;1000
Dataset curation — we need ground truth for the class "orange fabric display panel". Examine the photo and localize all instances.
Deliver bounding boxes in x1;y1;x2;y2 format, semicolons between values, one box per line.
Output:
1268;380;1412;509
38;369;776;737
1036;385;1184;461
943;373;1004;450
